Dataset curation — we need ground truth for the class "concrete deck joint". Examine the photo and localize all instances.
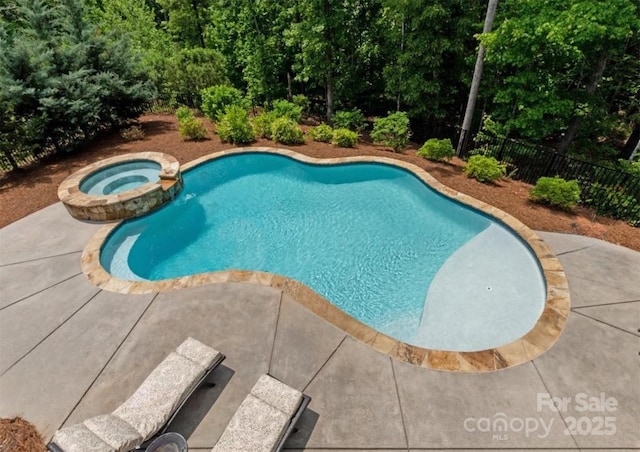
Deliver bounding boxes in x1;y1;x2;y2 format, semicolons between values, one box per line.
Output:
390;359;410;449
0;272;83;312
0;250;83;268
569;309;640;337
531;360;580;450
302;335;347;393
572;299;640;308
59;293;159;431
0;282;102;377
268;291;285;374
555;245;594;256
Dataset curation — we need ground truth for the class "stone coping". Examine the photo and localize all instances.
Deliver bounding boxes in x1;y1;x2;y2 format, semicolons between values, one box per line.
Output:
81;147;570;373
58;152;181;221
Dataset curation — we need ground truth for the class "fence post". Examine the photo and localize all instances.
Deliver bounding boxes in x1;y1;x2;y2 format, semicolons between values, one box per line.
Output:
544;152;560;176
496;137;507;161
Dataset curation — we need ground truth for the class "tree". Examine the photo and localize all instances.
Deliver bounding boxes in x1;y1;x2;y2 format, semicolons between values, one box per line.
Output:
457;0;498;156
481;0;638;157
288;0;385;122
380;0;485;122
288;0;343;121
156;0;211;48
88;0;176;85
208;0;296;104
163;47;227;106
0;0;154;167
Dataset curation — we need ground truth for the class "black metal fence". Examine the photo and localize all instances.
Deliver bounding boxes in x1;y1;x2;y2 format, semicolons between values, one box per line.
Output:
0;147;59;173
475;135;640;226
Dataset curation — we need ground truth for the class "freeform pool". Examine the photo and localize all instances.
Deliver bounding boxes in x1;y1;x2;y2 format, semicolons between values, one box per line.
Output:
99;151;548;352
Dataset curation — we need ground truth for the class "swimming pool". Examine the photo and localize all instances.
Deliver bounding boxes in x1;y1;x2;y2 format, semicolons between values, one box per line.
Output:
99;151;547;352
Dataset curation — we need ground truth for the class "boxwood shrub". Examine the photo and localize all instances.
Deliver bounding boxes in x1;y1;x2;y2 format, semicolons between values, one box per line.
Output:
271;117;305;144
465;155;506;182
530;176;581;210
417;138;455;162
332;128;358;148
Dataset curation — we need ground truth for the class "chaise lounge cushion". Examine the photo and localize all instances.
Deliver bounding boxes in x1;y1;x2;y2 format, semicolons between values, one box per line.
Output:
211;395;290;452
212;375;304;452
112;352;204;440
250;374;303;417
50;424;113;452
176;336;221;369
83;415;143;451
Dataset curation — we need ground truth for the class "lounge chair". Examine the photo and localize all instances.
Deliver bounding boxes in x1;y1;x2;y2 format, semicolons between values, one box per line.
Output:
47;337;225;452
212;374;310;452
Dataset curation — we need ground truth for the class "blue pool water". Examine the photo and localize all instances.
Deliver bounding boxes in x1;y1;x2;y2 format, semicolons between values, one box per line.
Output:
80;160;161;195
102;153;546;351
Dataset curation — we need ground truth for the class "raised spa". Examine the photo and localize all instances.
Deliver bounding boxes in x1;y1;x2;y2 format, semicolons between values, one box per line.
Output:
80;160;161;195
100;152;548;352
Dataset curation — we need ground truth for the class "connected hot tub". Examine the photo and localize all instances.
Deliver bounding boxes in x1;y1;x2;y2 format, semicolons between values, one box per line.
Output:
58;152;182;221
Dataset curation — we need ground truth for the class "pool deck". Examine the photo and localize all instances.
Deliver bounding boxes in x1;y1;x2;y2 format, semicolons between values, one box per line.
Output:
1;202;638;451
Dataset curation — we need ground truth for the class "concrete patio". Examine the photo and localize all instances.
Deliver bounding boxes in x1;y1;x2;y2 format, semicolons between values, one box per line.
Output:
1;202;639;451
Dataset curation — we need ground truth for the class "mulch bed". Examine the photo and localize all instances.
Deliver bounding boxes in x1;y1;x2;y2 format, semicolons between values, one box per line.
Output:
0;417;46;452
1;114;638;251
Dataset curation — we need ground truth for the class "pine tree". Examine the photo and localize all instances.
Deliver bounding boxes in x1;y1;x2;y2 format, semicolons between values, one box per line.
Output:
0;0;155;169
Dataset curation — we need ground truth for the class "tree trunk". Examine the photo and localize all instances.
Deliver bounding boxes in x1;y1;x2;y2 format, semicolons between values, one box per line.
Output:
326;72;334;123
396;17;405;112
191;0;206;48
456;0;499;157
322;0;334;123
556;54;608;155
287;72;293;101
620;124;639;160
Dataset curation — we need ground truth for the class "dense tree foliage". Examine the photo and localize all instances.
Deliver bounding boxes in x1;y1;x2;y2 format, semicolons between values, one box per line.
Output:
2;0;638;167
381;0;485;121
480;0;639;159
0;0;154;169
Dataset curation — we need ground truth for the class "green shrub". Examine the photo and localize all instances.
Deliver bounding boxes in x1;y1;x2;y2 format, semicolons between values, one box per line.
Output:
201;85;247;121
332;128;358;148
292;94;310;113
216;105;255;144
272;100;303;123
332;108;366;132
175;106;194;122
617;159;640;176
464;155;506;182
252;111;278;139
371;111;411;152
176;107;207;140
178;118;208;141
586;183;640;226
309;124;334;143
271;117;305;144
417;138;455;162
530;177;581;209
